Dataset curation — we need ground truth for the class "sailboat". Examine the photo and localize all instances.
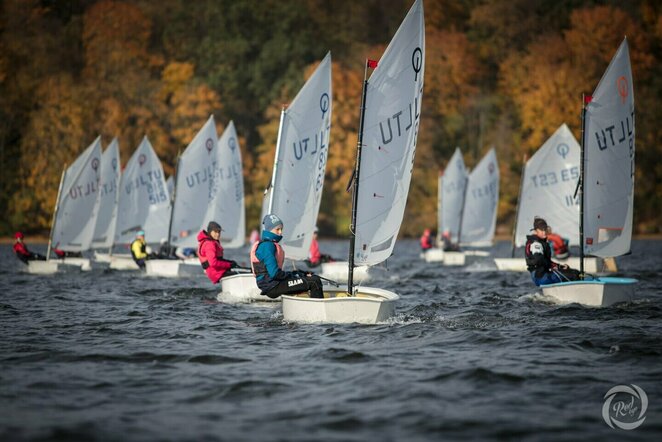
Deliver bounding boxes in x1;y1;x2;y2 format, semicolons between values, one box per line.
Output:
91;138;121;264
441;147;498;266
281;0;424;324
111;136;171;270
494;124;606;272
145;116;218;277
542;38;636;306
220;52;332;302
422;147;467;262
28;137;102;274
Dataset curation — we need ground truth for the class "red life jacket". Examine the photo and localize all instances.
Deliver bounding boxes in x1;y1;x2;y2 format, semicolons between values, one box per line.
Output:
249;240;284;276
547;233;568;256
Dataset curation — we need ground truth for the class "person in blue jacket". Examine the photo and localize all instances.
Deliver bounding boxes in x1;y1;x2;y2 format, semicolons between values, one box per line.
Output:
250;214;324;299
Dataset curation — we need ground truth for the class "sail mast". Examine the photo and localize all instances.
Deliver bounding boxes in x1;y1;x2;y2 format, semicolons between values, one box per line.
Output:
457;174;469;246
348;60;372;294
167;153;181;247
510;153;527;257
267;107;287;215
47;166;67;260
579;94;590;277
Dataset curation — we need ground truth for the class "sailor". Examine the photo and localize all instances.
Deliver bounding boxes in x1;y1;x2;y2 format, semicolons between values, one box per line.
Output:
13;232;46;264
525;217;580;286
197;221;237;284
250;214;324;299
53;248;83;258
441;230;460;252
420;228;433;251
546;227;570;259
305;226;334;268
130;230;150;271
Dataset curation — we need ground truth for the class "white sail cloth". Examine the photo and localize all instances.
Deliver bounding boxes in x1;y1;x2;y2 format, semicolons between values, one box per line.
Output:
52;137;102;251
171;115;219;248
354;0;425;266
514;124;580;247
460;147;499;246
583;38;634;258
440;147;468;244
267;52;332;260
92;138;121;248
203;121;245;248
115;136;170;244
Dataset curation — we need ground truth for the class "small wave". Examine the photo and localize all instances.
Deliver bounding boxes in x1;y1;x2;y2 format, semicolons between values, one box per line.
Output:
311;347;372;363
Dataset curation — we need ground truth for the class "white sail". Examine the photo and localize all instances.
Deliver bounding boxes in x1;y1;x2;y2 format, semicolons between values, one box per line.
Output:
583;38;634;258
171;115;219;248
440;147;468;244
52;137;102;251
115;136;170;244
515;124;580;247
268;53;332;259
353;0;424;266
204;121;245;248
460;147;499;246
91;138;121;248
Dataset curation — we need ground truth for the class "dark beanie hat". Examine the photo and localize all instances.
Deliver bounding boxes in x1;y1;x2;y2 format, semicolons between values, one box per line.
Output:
532;217;549;231
207;221;222;233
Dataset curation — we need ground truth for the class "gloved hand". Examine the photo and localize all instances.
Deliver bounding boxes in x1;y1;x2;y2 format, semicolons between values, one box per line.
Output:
229;260;239;269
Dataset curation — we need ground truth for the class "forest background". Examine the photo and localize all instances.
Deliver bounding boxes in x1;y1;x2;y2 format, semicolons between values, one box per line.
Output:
1;0;660;238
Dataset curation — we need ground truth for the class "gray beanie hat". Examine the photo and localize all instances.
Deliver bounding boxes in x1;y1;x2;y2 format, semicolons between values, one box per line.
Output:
262;214;283;231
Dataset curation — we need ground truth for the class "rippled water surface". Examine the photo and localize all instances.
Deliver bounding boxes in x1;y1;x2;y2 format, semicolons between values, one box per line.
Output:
1;240;661;441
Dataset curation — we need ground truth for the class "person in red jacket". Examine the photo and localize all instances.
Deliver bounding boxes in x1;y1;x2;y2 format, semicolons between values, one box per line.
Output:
305;227;334;268
420;228;433;251
197;221;238;284
546;227;570;259
13;232;46;264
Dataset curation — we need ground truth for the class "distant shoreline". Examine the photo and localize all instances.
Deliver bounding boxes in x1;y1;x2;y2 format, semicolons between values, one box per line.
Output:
3;233;662;245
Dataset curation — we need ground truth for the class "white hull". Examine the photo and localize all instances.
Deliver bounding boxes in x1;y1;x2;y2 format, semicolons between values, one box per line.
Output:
109;256;140;270
541;277;636;307
319;261;371;283
494;257;605;273
422;248;444;262
441;250;490;266
60;257;92;271
145;259;202;277
282;286;398;324
26;260;82;274
217;273;271;303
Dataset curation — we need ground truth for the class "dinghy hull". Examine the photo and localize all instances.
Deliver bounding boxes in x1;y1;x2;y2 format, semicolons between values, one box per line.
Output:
541;277;636;307
145;259;202;277
282;286;398;324
109;256;140;270
26;261;82;274
494;257;605;273
422;248;444;262
217;273;270;303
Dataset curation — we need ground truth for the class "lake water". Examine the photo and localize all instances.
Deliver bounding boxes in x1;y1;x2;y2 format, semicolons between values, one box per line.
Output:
1;239;661;441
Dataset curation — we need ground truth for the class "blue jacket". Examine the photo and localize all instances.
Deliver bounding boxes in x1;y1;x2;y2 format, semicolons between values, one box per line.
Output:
255;230;289;290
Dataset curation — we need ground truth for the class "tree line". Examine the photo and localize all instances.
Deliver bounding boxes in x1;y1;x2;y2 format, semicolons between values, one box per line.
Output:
1;0;660;238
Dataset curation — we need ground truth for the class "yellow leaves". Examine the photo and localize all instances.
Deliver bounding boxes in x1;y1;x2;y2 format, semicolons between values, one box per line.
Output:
160;62;195;101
